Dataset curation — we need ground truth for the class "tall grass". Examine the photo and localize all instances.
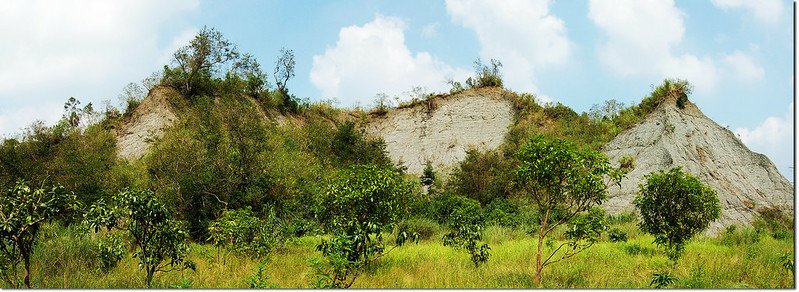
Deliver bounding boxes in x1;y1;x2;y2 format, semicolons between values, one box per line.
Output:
14;223;794;288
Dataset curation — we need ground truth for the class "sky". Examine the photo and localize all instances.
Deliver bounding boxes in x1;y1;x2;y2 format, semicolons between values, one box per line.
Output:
0;0;794;181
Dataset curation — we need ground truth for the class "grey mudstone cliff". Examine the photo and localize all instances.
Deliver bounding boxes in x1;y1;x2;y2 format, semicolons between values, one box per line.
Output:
602;96;793;233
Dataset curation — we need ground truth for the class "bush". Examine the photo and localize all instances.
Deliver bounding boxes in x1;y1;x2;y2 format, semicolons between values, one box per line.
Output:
484;198;522;227
439;195;491;267
313;164;415;288
97;233;126;273
608;228;628;242
466;58;503;88
448;149;513;206
635;167;721;262
395;218;441;241
207;207;286;259
752;206;793;240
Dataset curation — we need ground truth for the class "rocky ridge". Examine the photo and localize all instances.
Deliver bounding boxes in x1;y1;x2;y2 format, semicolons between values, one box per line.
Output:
602;96;793;233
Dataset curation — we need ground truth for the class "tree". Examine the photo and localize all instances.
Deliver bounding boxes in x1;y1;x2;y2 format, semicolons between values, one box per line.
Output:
230;53;268;97
634;167;720;262
273;47;295;95
588;99;626;121
0;181;80;288
166;26;240;98
513;136;624;285
273;47;298;113
313;165;416;288
441;195;491;267
86;189;195;287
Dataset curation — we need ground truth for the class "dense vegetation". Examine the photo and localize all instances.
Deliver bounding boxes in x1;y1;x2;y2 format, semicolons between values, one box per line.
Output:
0;28;792;288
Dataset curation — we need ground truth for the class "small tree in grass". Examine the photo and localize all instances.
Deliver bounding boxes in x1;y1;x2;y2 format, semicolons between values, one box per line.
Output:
441;195;491;267
86;189;195;287
634;166;720;262
0;180;81;288
513;136;625;285
312;164;417;288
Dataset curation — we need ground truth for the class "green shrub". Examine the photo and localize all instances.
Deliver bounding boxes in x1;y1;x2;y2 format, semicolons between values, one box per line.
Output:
396;218;441;241
448;149;513;205
752;206;793;240
97;233;126;273
484;198;522;227
207;207;286;259
440;195;491;267
607;228;628;242
465;58;503;88
635;166;721;262
85;189;195;287
313;164;416;288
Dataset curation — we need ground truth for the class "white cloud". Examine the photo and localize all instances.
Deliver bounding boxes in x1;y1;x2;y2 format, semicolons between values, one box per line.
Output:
445;0;572;94
722;51;766;81
734;102;794;180
711;0;785;25
588;0;719;94
0;0;198;136
310;15;470;106
421;22;440;39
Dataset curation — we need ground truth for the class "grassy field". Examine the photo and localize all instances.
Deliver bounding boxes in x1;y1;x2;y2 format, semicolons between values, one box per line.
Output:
22;222;794;289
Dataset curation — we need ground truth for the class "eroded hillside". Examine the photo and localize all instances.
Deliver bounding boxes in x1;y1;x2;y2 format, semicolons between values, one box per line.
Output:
365;87;515;174
602;96;793;233
116;86;178;161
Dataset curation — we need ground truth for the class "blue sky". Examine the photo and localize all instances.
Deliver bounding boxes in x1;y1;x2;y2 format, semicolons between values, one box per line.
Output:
0;0;793;180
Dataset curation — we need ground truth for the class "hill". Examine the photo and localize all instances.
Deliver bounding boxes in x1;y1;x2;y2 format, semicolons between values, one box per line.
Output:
602;94;793;233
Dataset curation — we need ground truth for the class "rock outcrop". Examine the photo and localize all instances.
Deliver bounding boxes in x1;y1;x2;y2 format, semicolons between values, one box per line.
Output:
602;96;794;233
116;86;178;161
365;87;515;175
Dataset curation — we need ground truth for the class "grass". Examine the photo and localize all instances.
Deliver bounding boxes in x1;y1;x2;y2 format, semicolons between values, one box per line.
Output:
14;223;795;288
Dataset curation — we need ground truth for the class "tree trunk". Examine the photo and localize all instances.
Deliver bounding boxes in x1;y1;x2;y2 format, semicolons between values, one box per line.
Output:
534;227;544;286
146;267;155;288
23;252;31;288
534;208;551;287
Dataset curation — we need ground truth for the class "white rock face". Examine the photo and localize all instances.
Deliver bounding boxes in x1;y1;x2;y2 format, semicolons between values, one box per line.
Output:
116;86;178;161
365;88;515;175
602;97;794;233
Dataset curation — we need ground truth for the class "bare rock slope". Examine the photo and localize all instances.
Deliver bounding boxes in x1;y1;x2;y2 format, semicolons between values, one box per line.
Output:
116;86;178;161
365;88;515;175
602;97;793;233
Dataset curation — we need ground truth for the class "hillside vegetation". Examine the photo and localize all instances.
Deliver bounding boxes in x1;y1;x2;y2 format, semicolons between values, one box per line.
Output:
0;28;792;288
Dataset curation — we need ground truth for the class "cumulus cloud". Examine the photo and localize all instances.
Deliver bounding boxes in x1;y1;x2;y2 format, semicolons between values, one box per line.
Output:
722;51;766;81
310;15;470;106
0;0;198;135
734;102;794;180
445;0;572;94
711;0;785;25
588;0;719;93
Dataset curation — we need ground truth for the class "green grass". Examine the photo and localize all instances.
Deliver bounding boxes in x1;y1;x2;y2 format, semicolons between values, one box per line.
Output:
15;223;795;288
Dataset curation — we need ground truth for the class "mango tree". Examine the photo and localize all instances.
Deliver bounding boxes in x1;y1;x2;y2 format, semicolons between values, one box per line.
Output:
514;136;624;286
0;180;81;288
312;164;416;288
86;189;195;287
